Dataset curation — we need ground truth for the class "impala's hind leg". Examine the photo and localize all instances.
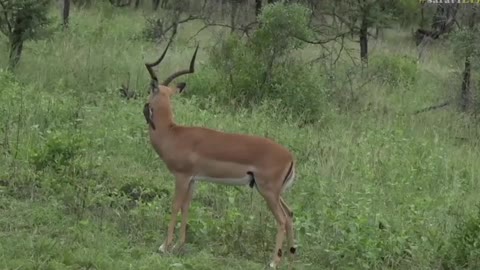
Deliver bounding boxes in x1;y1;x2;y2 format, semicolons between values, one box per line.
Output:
280;197;296;258
280;197;293;217
261;191;287;268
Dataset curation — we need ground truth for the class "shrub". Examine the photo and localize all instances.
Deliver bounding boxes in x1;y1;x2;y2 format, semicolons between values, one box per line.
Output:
370;54;418;87
194;3;329;123
31;130;85;172
444;205;480;269
0;0;52;69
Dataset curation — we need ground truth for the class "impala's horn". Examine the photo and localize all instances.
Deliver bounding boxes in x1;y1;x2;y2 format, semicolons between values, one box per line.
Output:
144;37;174;93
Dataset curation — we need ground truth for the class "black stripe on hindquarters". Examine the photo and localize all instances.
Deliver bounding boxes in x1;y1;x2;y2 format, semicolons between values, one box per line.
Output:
248;162;293;189
282;161;294;186
247;171;255;188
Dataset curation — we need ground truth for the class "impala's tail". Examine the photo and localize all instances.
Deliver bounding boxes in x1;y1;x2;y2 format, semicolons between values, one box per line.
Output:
281;161;296;193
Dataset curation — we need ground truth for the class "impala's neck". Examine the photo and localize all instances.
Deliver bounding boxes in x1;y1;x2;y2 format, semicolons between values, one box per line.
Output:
148;97;179;160
151;96;176;134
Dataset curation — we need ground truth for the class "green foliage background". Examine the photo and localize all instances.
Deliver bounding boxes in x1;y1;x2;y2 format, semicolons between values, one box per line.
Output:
0;2;480;270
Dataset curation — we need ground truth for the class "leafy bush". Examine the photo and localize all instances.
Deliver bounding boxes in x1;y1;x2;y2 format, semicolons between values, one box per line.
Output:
370;54;418;87
389;0;423;27
31;131;84;172
251;2;312;57
194;3;328;123
0;0;52;69
450;27;480;68
444;205;480;269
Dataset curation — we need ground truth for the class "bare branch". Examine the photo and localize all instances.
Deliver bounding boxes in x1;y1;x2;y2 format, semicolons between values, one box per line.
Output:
161;43;199;86
145;27;177;82
333;35;346;66
143;13;201;44
188;19;258;43
294;31;350;45
319;11;360;33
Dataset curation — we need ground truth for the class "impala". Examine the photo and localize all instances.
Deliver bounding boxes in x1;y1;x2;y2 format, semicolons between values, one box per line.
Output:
142;41;298;268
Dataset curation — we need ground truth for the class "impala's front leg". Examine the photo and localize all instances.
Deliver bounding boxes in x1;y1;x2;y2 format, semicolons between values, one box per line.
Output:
160;174;191;253
178;180;195;248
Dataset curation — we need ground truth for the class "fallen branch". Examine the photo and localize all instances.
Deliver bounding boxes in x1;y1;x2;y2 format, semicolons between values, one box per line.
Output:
413;100;451;115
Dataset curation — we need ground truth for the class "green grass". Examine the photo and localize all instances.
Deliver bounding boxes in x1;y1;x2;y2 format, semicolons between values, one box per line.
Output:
1;4;480;270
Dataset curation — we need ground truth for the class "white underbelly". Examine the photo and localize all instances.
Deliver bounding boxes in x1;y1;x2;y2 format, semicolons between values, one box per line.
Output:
192;175;252;186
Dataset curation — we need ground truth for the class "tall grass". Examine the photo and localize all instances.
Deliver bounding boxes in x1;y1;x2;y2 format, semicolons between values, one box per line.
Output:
1;3;480;270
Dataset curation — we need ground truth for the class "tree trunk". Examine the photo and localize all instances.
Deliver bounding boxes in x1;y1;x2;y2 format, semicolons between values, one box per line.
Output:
152;0;160;10
63;0;70;29
135;0;141;8
230;0;238;33
431;3;458;35
460;57;471;112
420;2;427;28
375;0;385;39
8;37;23;70
359;14;368;64
431;4;445;31
255;0;262;17
8;15;26;70
416;3;458;45
267;0;275;3
161;0;169;9
460;6;477;112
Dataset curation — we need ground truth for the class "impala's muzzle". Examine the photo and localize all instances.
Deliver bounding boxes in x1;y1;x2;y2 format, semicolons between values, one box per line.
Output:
143;103;156;130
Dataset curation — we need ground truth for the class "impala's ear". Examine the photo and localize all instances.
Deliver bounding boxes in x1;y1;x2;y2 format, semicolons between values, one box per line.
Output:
176;82;187;93
150;80;159;94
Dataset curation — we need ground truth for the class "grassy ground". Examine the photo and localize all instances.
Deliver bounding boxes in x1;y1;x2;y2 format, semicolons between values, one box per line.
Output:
1;4;480;270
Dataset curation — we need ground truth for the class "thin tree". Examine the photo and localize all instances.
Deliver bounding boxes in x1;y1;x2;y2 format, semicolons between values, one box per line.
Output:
460;6;478;111
152;0;160;10
0;0;52;70
255;0;261;17
62;0;70;29
323;0;393;64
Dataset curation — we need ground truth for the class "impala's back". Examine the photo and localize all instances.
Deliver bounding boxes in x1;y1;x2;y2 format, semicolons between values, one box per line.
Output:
170;125;294;188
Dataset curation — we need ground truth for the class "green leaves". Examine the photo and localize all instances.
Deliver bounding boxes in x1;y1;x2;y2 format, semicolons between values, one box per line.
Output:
0;0;52;40
203;2;330;124
254;2;312;55
370;54;418;87
451;27;480;62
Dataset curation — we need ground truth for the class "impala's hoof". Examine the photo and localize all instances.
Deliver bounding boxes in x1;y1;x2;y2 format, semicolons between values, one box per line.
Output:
269;261;277;268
